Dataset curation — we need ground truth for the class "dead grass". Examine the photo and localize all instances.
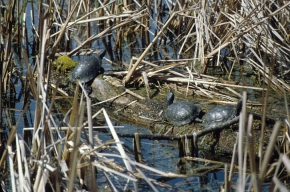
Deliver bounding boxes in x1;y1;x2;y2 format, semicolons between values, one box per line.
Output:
0;0;290;191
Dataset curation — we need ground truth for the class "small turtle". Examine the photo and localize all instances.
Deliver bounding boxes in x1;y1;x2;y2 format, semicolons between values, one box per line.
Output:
203;99;242;128
163;91;202;126
69;50;106;94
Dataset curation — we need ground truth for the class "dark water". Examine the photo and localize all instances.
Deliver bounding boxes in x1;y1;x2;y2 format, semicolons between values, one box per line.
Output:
2;1;289;191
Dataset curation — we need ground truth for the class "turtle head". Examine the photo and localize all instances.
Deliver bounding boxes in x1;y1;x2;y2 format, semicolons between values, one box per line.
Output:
99;67;105;74
96;67;105;79
166;91;174;106
236;99;243;116
99;49;106;59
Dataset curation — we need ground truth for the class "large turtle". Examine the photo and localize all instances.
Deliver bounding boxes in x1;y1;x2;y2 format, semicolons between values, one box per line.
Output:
203;99;242;128
163;91;202;126
69;50;106;94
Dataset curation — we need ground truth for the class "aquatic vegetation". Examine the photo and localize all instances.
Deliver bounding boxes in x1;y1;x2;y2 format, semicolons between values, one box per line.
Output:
1;0;290;191
52;55;78;72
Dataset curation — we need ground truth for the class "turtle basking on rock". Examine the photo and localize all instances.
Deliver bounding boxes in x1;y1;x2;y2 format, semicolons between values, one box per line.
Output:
162;91;202;126
202;99;242;129
69;50;106;94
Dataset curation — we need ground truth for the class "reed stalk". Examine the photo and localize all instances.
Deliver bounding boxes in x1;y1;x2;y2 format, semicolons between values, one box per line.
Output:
1;0;290;191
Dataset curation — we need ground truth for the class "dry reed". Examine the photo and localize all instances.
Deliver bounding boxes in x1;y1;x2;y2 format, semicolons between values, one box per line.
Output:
0;0;290;191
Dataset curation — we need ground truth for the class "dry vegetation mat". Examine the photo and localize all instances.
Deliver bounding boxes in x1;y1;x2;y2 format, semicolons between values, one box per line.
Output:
1;0;290;191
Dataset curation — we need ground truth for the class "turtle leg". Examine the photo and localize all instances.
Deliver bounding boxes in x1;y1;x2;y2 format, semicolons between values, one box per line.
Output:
211;131;221;153
83;78;96;95
84;84;92;95
195;118;203;123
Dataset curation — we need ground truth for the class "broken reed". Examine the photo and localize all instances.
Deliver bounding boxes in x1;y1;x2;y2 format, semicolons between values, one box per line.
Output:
0;0;290;191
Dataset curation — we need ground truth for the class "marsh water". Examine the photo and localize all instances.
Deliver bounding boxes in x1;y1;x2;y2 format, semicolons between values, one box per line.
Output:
7;67;281;191
7;37;282;192
2;1;290;191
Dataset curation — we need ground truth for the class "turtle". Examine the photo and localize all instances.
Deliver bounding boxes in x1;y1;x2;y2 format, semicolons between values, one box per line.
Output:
69;50;106;94
202;99;242;129
163;91;202;126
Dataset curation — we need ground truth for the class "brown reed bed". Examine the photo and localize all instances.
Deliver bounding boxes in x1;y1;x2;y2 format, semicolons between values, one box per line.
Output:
0;0;290;191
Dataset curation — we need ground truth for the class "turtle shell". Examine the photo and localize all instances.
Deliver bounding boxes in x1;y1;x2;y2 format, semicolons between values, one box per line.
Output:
164;101;201;126
203;104;236;127
69;56;102;83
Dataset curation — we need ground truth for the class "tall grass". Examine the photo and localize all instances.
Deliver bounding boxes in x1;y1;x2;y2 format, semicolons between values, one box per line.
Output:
0;0;290;191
